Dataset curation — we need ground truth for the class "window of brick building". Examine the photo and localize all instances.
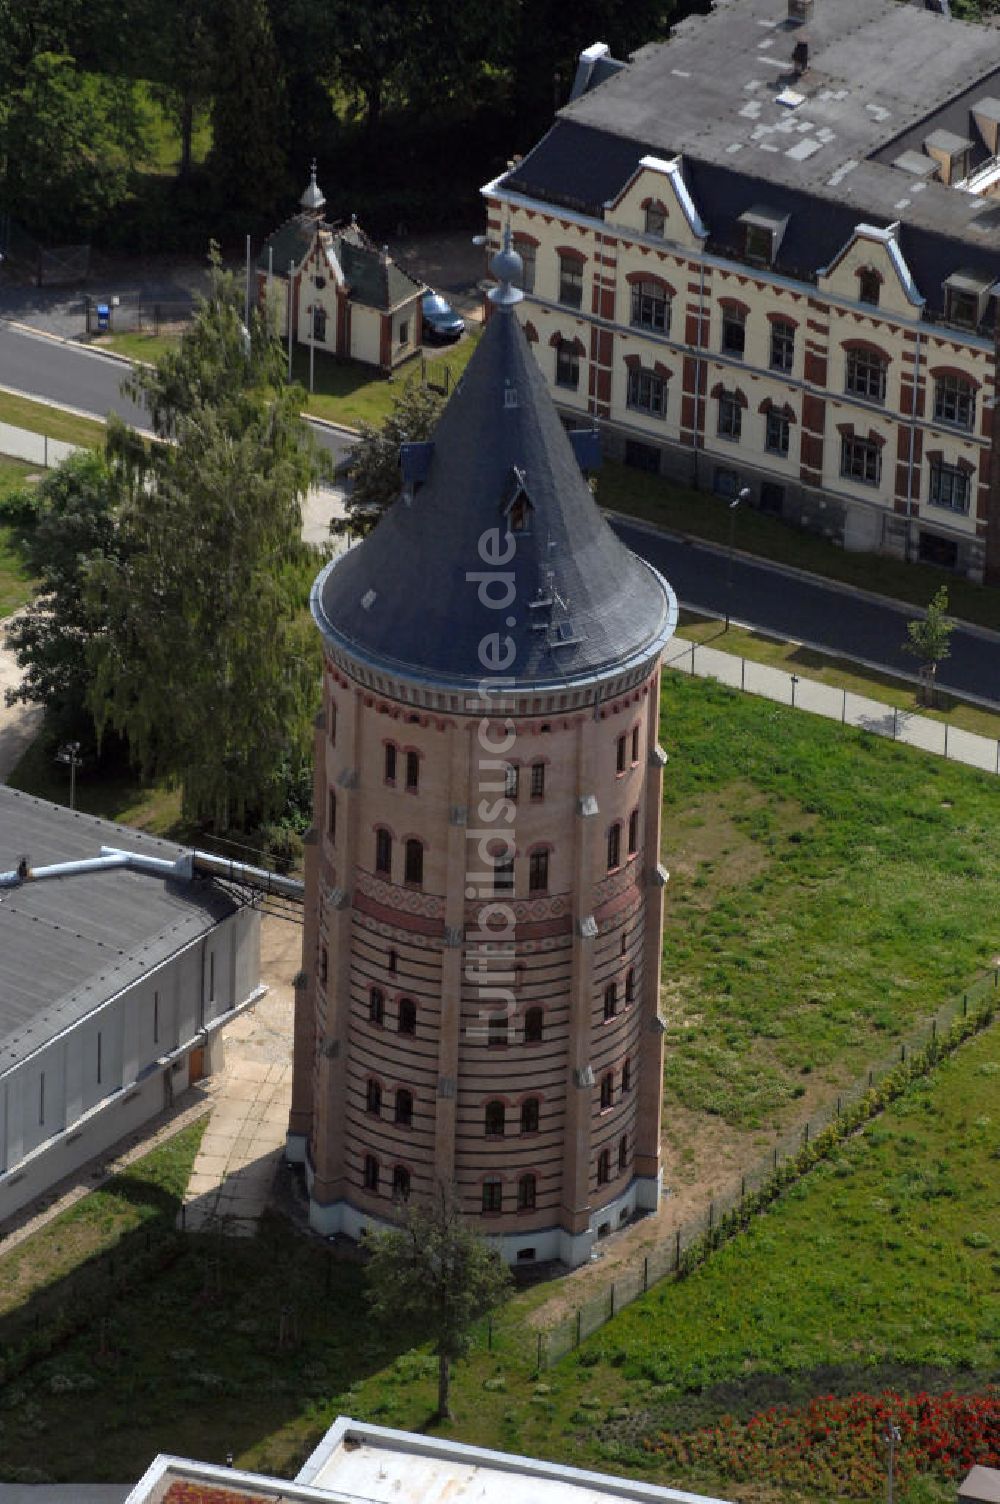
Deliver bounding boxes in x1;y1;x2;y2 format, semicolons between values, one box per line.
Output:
392;1165;410;1200
607;823;622;871
369;987;384;1027
375;828;392;876
555;339;580;389
765;409;790;457
530;761;545;800
721;306;746;357
604;982;617;1022
485;1100;506;1136
600;1073;614;1110
528;849;549;894
395;1088;413;1127
933;374;975;430
840;434;882;486
844;348;888;404
363;1155;379;1191
718;392;743;441
558;255;583;308
524;1007;544;1043
366;1078;381;1115
404;838;424;886
405;750;420;791
626;365;667;419
597;1148;611;1185
398;997;416;1035
482;1178;502;1213
517;1173;537;1211
770;320;795;374
630;280;670;333
521;1098;539;1133
929;461;971;515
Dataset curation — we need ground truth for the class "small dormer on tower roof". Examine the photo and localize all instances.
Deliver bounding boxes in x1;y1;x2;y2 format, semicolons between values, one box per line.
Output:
300;159;326;216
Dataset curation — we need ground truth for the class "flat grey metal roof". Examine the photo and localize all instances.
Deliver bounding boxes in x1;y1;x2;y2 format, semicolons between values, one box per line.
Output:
559;0;1000;243
0;788;237;1075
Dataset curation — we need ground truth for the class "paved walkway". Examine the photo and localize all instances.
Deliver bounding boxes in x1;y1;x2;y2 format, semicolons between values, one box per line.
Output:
179;923;297;1236
666;633;1000;775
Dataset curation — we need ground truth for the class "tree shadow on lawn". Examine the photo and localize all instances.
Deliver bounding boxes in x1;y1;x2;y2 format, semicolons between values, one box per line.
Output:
0;1183;422;1484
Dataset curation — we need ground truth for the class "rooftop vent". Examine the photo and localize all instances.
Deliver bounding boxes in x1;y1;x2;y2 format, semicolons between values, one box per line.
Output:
792;38;809;75
788;0;813;21
972;97;1000;156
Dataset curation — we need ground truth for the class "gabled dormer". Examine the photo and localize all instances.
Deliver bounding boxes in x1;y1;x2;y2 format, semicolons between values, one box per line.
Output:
503;466;534;534
817;223;923;318
604;155;707;250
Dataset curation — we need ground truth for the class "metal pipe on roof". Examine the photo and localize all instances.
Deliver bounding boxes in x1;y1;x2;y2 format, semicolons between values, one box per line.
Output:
191;849;305;901
0;844;302;901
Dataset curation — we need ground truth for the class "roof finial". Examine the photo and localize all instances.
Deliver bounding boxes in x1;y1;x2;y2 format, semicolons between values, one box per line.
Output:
489;222;524;308
300;159;326;214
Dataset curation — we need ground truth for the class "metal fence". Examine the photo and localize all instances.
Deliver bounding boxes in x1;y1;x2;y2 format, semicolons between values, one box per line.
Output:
663;635;1000;777
532;972;998;1368
83;295;194;337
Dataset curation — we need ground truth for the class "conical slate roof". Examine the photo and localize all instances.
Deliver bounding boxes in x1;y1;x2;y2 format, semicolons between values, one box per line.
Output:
312;307;676;692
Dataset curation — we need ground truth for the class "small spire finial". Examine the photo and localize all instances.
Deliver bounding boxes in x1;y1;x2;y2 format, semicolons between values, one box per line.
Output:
489;222;524;308
300;158;326;214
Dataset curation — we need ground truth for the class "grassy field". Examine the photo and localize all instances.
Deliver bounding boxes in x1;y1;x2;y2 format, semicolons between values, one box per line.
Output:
5;1021;995;1493
93;330;182;364
326;1021;1000;1504
674;613;1000;738
0;457;39;615
294;333;480;429
598;463;1000;632
0;391;105;448
656;677;1000;1129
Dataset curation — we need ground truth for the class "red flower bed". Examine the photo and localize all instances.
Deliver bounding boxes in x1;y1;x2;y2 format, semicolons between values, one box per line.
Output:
644;1389;1000;1497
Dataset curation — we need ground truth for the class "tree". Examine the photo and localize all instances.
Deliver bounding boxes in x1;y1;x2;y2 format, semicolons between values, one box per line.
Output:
88;257;326;828
366;1182;512;1420
0;51;146;240
2;450;125;741
208;0;288;220
903;585;954;705
337;383;445;538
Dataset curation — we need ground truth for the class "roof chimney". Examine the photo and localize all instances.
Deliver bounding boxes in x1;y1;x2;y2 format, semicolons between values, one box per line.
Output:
792;38;809;75
788;0;813;20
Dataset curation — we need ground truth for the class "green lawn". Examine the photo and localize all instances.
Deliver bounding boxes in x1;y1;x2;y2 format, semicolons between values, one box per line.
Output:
598;462;1000;631
295;333;480;429
656;676;1000;1128
7;735;186;838
0;391;105;448
675;613;1000;738
93;330;182;364
327;1022;1000;1504
0;457;39;615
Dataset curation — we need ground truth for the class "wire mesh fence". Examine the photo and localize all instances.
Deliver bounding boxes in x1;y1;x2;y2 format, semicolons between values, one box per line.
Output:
481;971;999;1372
83;294;195;337
662;636;1000;778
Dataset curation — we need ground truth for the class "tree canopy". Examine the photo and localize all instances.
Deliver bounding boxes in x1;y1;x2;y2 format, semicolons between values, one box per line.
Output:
903;585;954;704
366;1183;512;1420
87;257;325;828
338;383;445;538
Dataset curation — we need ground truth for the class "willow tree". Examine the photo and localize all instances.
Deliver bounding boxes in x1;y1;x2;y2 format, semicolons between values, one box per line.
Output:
89;257;324;829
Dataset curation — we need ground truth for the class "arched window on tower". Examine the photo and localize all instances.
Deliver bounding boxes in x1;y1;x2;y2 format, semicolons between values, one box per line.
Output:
363;1154;379;1191
493;852;514;895
375;828;392;877
384;743;397;784
369;987;385;1027
520;1097;539;1134
488;1014;508;1047
405;750;420;791
524;1007;544;1043
517;1173;537;1211
600;1073;614;1110
625;967;635;1005
607;823;622;872
604;982;617;1021
395;1088;413;1127
618;1132;629;1172
366;1079;381;1116
482;1177;502;1213
485;1100;506;1136
392;1165;410;1201
622;1057;632;1093
404;838;424;886
597;1148;611;1185
398;998;416;1035
628;808;639;856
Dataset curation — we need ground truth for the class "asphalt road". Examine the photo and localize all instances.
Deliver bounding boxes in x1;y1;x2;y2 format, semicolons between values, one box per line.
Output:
0;323;997;704
612;519;1000;704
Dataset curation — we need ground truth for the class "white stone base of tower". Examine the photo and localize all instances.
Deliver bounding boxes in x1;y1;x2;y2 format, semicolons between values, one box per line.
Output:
300;1158;656;1270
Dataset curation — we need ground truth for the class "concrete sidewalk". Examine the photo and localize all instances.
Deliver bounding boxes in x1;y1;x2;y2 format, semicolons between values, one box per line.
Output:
179;924;297;1236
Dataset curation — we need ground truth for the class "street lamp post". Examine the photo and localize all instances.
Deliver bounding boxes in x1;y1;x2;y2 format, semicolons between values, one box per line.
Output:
790;674;799;709
56;741;81;810
725;486;751;631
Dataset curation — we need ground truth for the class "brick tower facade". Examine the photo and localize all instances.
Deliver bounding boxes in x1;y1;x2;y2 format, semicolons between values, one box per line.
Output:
288;238;677;1266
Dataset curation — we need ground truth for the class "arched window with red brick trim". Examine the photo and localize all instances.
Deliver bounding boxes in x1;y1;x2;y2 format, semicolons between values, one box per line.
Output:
556;246;585;309
719;298;749;358
843;340;890;404
627;272;673;335
513;232;538;294
931;368;977;431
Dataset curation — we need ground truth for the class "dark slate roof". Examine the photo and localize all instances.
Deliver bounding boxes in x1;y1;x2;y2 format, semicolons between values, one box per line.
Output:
257;213;316;273
502;0;1000;311
312;305;676;691
505;119;1000;320
337;235;423;311
0;788;237;1074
